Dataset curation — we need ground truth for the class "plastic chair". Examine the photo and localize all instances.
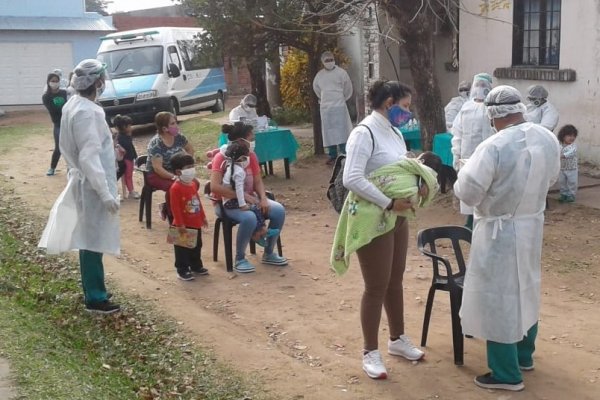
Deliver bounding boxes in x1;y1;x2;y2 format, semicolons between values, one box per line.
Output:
417;225;472;365
204;183;283;272
135;155;155;229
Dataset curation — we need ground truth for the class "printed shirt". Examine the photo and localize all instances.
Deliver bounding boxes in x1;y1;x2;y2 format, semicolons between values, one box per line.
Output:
561;143;578;170
42;89;68;125
169;180;206;228
146;133;189;173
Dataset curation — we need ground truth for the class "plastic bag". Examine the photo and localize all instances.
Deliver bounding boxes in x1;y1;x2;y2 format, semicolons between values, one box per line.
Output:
38;174;79;254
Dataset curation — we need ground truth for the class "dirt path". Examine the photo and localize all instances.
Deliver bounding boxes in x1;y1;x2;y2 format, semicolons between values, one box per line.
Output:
1;113;599;399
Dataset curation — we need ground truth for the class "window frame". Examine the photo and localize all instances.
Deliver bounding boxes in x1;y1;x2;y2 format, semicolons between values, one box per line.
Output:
512;0;561;68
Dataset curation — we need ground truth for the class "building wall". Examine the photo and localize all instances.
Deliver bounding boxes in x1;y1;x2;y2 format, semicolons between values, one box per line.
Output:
0;30;105;71
459;0;600;163
0;0;85;17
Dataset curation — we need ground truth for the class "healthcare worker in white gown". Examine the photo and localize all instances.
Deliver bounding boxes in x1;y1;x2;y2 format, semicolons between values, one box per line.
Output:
451;73;495;229
524;84;559;132
444;80;470;130
39;59;121;314
312;51;353;165
454;85;560;392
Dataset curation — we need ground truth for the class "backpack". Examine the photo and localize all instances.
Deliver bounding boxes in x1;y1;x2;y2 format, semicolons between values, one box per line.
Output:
326;124;375;213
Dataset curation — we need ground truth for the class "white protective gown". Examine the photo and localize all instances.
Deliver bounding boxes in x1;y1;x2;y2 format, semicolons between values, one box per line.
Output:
451;100;494;214
454;122;560;343
39;95;120;255
524;101;559;131
229;104;258;123
312;66;353;147
444;96;467;129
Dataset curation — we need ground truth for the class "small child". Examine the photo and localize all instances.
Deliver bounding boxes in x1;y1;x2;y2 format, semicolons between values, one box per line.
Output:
113;114;140;199
169;152;208;281
222;142;279;246
557;124;578;203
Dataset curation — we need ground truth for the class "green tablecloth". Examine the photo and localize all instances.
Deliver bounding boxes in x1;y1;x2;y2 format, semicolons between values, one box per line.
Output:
400;126;422;150
218;128;299;164
432;132;453;166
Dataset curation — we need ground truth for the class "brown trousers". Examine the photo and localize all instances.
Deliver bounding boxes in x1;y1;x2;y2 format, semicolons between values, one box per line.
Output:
357;217;409;351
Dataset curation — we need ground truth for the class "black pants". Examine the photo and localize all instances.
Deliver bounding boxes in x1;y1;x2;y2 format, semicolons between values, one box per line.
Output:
174;228;203;272
50;123;61;169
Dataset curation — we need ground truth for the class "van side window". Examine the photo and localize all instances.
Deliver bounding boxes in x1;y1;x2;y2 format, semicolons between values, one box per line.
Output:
177;37;222;71
167;46;182;70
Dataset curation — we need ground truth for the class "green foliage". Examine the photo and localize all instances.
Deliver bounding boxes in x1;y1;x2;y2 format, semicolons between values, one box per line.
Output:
280;49;311;113
85;0;109;15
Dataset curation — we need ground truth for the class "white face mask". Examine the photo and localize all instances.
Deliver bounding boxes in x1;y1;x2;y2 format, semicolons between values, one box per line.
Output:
239;159;250;169
180;167;196;183
49;82;60;90
323;61;335;70
241;138;256;151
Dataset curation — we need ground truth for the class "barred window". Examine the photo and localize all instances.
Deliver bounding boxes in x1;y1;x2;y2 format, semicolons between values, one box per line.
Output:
512;0;561;67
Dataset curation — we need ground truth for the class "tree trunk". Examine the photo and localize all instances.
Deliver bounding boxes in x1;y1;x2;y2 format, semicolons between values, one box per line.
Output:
266;49;282;108
382;1;446;151
247;57;272;118
307;51;324;155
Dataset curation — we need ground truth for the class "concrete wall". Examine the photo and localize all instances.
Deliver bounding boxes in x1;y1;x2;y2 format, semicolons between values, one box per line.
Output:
459;0;600;164
0;0;85;17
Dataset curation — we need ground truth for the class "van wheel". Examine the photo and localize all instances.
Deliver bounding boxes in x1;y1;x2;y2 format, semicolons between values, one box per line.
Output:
211;93;224;113
168;98;179;115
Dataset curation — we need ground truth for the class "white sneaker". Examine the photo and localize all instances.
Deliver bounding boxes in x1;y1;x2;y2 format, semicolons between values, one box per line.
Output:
117;194;123;202
388;335;425;361
362;350;388;379
128;191;140;199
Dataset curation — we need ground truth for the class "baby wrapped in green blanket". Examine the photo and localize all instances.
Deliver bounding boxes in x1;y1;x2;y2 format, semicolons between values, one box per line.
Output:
331;152;441;275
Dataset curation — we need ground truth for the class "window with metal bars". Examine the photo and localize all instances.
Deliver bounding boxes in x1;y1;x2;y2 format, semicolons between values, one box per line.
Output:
512;0;561;67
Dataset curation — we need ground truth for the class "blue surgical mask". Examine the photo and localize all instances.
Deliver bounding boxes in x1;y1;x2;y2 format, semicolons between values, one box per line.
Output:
388;105;413;128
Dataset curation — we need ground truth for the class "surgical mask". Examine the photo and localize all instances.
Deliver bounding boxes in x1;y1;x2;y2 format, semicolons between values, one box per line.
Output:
49;82;60;90
180;167;196;183
471;87;489;101
528;98;545;107
241;138;256;151
167;126;179;136
242;104;255;112
459;90;469;99
323;61;335;70
388;105;413;128
96;81;105;97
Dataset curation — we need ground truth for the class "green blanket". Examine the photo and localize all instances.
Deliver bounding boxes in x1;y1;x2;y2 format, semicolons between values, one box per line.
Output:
330;158;439;275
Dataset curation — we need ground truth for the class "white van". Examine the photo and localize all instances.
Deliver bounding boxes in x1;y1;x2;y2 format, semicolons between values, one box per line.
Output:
96;27;227;125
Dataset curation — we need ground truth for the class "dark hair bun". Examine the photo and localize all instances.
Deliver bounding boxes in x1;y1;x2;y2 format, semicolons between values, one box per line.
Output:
222;124;234;134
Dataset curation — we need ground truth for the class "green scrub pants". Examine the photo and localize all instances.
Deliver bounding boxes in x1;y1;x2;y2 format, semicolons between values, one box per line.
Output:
465;214;473;230
79;250;109;305
486;323;538;383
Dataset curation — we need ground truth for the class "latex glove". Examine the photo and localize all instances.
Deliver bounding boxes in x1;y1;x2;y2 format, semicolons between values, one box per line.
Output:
100;192;120;214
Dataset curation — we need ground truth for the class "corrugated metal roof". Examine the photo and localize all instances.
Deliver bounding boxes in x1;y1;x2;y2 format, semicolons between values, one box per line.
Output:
0;16;115;31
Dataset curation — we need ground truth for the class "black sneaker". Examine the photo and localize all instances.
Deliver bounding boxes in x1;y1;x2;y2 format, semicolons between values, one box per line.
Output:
191;267;209;275
474;373;524;391
177;270;195;281
85;300;121;315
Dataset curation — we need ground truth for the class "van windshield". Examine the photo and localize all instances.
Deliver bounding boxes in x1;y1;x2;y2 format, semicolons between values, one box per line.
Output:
98;46;163;79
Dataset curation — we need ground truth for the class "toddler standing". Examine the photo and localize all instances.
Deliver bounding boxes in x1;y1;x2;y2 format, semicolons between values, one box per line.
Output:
557;124;578;203
114;114;140;199
169;152;208;281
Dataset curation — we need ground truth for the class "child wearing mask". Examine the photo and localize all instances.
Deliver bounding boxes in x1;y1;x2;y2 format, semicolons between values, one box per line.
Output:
169;152;208;281
557;124;578;203
221;141;279;246
113;114;139;199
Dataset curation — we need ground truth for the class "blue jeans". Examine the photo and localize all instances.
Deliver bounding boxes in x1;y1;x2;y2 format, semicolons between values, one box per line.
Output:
216;198;285;261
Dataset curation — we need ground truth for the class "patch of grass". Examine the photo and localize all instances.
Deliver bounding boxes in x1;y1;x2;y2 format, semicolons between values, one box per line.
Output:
202;111;227;120
0;124;47;154
271;108;311;125
0;187;269;400
179;117;222;180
